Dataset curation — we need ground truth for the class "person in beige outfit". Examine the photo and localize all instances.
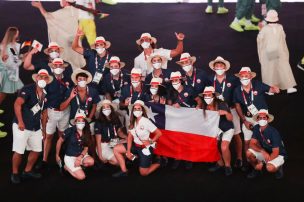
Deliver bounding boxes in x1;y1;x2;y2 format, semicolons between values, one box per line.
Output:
257;10;297;94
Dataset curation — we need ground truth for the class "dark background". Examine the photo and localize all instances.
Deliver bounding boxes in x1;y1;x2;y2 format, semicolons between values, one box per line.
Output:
0;1;304;201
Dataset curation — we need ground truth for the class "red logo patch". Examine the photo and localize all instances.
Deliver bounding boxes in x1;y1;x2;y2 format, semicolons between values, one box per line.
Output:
253;91;258;96
88;97;92;101
227;83;231;87
184;92;189;97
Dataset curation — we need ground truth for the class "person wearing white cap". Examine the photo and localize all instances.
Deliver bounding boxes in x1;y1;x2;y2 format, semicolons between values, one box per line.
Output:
11;69;53;184
168;71;202;170
73;31;112;96
0;27;23;136
102;56;130;102
94;100;127;165
200;86;234;176
60;69;100;125
208;56;243;169
31;1;86;69
145;78;167;104
246;109;286;179
134;32;185;78
144;53;171;88
233;67;279;169
176;53;210;96
35;58;73;171
257;10;297;94
168;71;202;109
112;100;162;177
56;112;94;180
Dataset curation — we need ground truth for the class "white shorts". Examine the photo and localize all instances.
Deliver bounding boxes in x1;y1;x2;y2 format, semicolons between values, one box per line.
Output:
231;108;241;135
100;143;115;160
64;154;89;172
248;148;285;168
46;108;70;135
12;123;42;154
221;128;235;142
242;117;257;141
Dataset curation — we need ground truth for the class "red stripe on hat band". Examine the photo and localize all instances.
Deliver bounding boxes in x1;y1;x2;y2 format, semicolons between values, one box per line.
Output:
239;71;251;74
131;73;141;76
109;60;119;63
203;91;213;94
180;57;189;61
76;115;85;119
170;76;181;79
49;45;59;49
259;112;267;116
53;61;63;65
39;72;48;76
151;82;160;85
95;40;105;44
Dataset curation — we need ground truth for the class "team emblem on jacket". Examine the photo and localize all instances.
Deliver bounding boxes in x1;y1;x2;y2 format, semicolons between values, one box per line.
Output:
184;92;189;97
196;79;201;83
253;91;258;96
140;125;144;130
227;83;231;87
88;97;92;102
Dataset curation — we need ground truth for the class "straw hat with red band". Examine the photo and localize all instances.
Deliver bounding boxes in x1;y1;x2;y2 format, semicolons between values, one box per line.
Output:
43;42;64;55
71;111;90;125
149;77;163;86
104;56;125;68
136;33;157;45
176;52;196;66
170;71;183;80
209;56;231;71
199;86;220;97
94;36;111;49
146;53;167;70
252;109;274;123
96;99;118;116
129;68;143;77
128;99;149;114
265;10;279;23
48;58;69;69
32;69;54;84
71;68;93;85
235;67;257;78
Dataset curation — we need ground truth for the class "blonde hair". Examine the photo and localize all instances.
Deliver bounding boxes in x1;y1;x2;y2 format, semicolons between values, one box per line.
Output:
1;27;18;57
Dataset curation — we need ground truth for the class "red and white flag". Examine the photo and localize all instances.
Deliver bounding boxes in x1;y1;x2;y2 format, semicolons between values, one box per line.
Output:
146;103;220;162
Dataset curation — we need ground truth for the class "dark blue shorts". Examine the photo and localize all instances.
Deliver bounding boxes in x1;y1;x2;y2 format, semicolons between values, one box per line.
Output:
123;143;152;168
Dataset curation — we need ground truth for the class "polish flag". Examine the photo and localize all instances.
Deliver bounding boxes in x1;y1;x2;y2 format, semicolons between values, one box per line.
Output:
146;103;220;162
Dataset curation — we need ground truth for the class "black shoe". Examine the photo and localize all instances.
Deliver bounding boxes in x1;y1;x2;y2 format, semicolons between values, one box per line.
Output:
171;160;180;170
234;159;243;169
35;160;49;171
112;171;128;178
241;162;249;172
184;161;193;170
11;174;21;184
208;163;223;172
275;166;284;179
247;169;261;179
22;171;42;179
225;166;233;176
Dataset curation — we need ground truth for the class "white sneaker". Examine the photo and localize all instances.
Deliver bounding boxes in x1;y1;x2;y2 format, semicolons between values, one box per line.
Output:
287;87;297;94
265;92;274;95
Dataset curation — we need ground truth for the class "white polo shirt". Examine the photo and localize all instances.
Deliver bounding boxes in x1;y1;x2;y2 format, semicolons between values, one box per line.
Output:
134;48;171;77
129;117;157;145
76;0;95;20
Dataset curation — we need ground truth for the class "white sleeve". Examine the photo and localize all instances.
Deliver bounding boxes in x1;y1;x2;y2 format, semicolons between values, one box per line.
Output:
157;48;172;61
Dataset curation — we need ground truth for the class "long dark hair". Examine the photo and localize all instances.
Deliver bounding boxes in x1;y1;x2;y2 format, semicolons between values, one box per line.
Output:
129;105;148;130
202;94;220;119
97;105;121;126
79;120;93;148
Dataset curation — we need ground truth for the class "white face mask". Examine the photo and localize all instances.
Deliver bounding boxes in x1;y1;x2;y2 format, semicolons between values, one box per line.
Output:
258;119;268;127
133;110;143;118
141;42;150;49
131;81;140;88
76;122;85;130
215;69;225;76
240;78;251;86
53;68;64;75
102;108;111;116
37;79;47;89
110;69;120;76
152;62;162;69
78;80;87;88
182;65;192;72
96;47;105;54
150;87;158;95
49;52;59;59
172;82;181;90
204;97;214;105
